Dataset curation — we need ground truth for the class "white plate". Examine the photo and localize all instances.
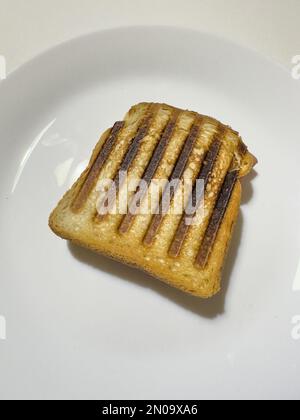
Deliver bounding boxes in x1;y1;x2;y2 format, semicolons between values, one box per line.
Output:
0;26;300;400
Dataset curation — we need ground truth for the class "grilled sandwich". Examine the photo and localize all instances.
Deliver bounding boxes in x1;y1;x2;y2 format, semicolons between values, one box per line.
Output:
49;102;257;298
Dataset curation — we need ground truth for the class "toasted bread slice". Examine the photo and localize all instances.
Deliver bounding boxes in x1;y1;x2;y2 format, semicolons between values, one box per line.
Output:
49;102;256;298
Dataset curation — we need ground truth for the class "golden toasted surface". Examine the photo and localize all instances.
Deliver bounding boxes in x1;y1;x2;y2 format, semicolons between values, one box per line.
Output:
49;102;256;298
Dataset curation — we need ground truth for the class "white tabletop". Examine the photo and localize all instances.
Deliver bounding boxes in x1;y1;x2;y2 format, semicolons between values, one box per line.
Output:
0;0;299;73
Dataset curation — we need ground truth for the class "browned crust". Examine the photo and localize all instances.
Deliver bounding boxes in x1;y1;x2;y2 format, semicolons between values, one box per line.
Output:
237;139;248;157
143;122;201;246
119;110;180;234
97;108;156;218
49;102;256;298
168;136;222;257
49;178;242;298
195;170;239;268
71;121;125;212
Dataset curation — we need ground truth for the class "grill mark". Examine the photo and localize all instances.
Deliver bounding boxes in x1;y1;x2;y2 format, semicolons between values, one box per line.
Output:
168;137;221;257
97;107;156;218
195;169;238;268
71;121;124;212
119;111;180;234
143;122;201;246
